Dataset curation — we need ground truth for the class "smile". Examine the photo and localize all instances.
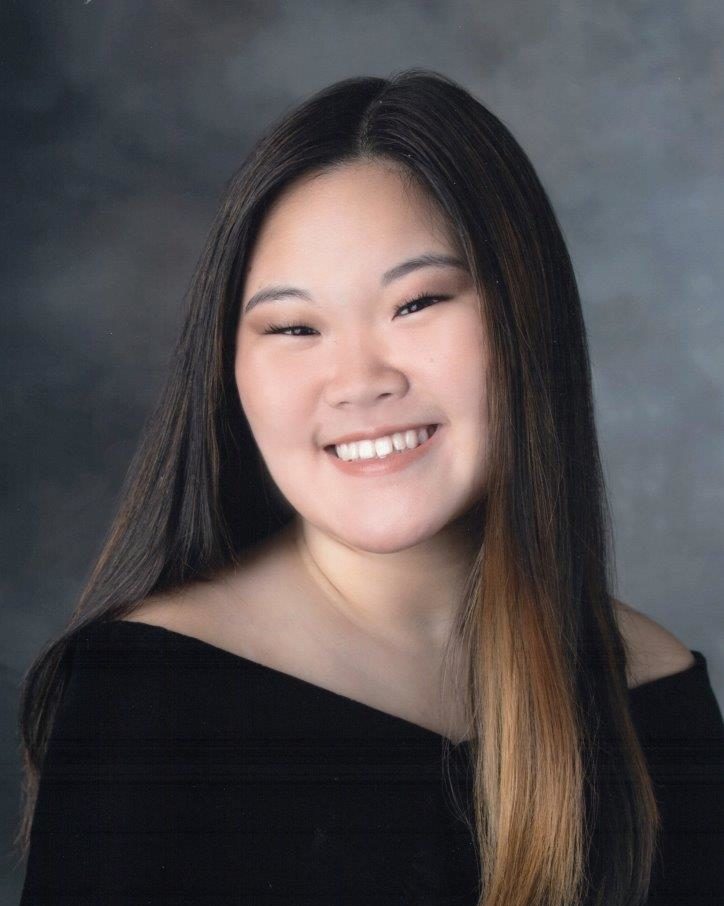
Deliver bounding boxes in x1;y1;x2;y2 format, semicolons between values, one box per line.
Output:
327;424;438;461
323;424;442;476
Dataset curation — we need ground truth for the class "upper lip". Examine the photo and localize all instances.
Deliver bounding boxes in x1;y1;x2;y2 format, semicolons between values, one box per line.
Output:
323;422;438;448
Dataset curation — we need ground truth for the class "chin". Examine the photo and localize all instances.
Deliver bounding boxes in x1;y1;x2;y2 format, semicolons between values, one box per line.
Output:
323;513;454;555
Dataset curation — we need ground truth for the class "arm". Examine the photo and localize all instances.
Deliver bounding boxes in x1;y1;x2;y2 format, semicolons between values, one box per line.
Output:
19;625;187;904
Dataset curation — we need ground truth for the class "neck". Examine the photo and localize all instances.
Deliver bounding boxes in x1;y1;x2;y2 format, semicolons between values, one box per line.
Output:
288;505;484;656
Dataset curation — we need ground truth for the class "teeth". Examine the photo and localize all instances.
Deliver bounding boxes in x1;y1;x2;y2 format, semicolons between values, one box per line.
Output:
335;425;434;461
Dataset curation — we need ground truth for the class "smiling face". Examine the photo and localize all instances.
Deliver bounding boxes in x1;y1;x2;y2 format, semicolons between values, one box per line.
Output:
235;160;489;554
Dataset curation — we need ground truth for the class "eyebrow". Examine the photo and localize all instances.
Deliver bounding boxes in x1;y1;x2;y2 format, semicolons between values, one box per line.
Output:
242;252;468;315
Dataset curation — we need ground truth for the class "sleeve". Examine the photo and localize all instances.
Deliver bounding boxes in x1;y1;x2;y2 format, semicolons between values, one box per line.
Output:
18;624;190;906
630;653;724;906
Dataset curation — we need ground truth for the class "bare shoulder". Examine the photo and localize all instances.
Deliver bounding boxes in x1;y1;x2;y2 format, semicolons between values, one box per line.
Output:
117;561;253;633
117;525;301;653
612;597;696;688
119;529;283;627
118;584;205;634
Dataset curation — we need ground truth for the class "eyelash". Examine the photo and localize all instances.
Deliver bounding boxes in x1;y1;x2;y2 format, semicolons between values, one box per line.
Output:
261;293;451;337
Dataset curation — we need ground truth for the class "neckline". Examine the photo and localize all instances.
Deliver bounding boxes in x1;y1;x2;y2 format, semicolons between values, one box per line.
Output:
627;647;705;692
103;619;472;748
98;620;705;746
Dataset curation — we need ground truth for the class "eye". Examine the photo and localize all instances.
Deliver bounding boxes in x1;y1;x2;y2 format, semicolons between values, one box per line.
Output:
393;293;450;318
262;322;316;337
261;293;450;337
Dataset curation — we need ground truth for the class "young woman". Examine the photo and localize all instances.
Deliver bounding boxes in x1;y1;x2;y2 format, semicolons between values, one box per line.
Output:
16;69;723;906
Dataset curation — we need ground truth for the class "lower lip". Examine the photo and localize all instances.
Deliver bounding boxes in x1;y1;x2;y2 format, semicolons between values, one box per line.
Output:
323;424;442;477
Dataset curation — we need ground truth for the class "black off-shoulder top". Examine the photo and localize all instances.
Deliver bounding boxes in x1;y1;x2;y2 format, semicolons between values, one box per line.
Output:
18;620;724;905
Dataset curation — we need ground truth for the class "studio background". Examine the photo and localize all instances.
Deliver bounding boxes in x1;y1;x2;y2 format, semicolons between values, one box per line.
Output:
3;2;722;900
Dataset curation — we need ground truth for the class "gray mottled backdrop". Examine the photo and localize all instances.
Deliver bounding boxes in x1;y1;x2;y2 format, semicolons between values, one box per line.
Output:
3;1;722;899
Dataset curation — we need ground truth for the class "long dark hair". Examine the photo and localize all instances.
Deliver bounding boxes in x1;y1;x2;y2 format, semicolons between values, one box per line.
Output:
15;68;659;906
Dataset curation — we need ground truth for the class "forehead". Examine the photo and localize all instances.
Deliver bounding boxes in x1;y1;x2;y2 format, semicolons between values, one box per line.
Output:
244;162;458;280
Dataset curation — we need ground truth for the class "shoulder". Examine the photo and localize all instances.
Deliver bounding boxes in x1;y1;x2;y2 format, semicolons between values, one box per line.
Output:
51;619;174;750
57;593;245;746
117;570;243;637
117;588;198;632
66;580;241;710
612;597;696;688
117;526;303;654
118;525;299;634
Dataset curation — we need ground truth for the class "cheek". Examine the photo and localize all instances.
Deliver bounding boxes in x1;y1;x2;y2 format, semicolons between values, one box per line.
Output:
234;340;272;427
235;345;309;432
429;309;488;410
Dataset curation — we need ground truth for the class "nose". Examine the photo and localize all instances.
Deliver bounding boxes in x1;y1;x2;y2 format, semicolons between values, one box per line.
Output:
323;333;408;408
